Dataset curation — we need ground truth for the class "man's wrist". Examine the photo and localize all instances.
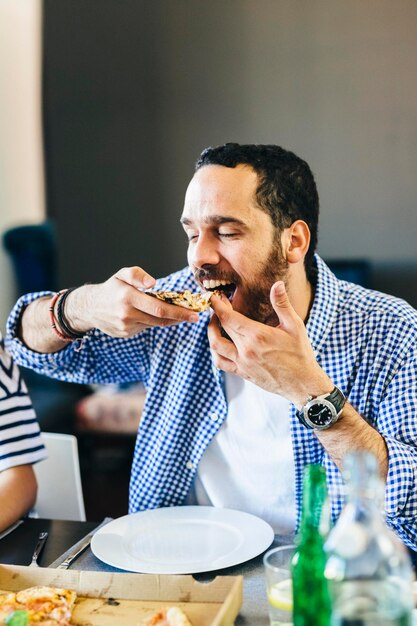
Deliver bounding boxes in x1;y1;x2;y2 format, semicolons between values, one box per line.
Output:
294;371;334;410
63;285;95;334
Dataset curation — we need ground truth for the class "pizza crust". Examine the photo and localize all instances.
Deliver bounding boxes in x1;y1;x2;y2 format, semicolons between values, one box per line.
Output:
15;586;76;607
147;290;216;312
143;606;193;626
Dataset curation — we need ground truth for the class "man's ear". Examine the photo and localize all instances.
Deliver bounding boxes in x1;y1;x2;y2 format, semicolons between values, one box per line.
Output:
282;220;311;264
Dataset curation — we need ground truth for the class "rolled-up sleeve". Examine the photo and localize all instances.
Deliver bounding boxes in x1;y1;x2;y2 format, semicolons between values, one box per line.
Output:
6;292;151;385
378;351;417;549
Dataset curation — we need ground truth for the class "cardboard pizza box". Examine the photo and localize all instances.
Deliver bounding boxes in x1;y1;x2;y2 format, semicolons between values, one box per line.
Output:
0;564;243;626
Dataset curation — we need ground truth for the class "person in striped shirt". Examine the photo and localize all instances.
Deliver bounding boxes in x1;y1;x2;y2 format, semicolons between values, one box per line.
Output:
0;336;46;531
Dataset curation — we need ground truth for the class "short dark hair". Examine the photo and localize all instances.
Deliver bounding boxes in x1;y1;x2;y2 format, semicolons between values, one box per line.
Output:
196;143;319;280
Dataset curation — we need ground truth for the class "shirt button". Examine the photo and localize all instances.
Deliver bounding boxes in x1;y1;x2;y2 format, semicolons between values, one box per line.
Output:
210;412;219;422
186;461;194;470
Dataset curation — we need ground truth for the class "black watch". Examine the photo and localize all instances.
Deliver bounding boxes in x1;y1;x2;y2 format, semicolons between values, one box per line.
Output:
296;386;346;430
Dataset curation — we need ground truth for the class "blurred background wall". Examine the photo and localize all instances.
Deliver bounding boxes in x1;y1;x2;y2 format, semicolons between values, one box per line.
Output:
1;0;417;331
0;0;44;332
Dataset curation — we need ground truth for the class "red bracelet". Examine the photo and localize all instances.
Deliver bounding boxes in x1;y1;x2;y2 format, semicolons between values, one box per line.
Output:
49;291;74;342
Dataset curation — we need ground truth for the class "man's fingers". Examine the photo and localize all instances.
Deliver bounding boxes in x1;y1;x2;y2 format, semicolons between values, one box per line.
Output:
114;267;199;324
115;266;156;289
209;294;249;338
208;314;238;361
132;308;197;328
270;281;298;327
210;351;238;373
135;292;200;323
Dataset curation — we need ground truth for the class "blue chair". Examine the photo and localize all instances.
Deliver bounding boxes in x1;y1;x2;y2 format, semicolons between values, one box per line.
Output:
326;259;371;288
3;221;57;295
2;221;90;434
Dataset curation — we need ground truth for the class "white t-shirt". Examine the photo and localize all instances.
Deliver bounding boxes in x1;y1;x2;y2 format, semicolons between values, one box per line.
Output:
192;372;296;533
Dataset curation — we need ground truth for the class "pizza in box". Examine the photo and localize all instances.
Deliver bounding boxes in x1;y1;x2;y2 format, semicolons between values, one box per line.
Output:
0;586;75;625
0;585;193;625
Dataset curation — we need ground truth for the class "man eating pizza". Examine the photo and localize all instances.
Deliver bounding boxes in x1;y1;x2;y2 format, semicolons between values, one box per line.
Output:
6;143;417;550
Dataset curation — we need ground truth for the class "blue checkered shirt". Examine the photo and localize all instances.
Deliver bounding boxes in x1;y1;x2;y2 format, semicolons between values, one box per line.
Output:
6;256;417;549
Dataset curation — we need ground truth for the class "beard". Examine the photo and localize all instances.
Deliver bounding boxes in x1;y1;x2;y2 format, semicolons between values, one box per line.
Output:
237;241;289;325
194;237;289;326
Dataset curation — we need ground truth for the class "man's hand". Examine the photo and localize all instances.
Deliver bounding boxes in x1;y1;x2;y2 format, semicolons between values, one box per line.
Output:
66;266;200;338
208;281;332;406
209;282;389;478
19;266;200;353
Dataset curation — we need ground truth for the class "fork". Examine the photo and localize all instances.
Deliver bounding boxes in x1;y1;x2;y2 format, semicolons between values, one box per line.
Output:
29;531;48;567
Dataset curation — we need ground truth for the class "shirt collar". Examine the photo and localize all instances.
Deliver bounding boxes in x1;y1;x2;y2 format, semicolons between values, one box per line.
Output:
306;254;340;355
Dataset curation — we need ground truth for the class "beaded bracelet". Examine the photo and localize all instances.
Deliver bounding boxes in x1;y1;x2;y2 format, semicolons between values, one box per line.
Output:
56;287;85;340
49;291;74;342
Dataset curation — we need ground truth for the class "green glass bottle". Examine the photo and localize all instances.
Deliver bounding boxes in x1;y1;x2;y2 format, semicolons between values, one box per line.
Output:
291;463;332;626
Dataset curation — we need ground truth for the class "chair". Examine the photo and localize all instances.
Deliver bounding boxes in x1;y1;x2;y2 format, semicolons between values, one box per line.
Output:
33;432;86;521
2;221;58;295
2;220;91;434
326;259;371;288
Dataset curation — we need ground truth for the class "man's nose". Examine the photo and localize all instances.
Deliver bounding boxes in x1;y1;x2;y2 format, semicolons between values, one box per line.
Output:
189;233;221;269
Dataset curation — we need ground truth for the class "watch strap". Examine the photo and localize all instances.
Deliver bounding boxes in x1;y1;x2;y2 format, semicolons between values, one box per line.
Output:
326;386;346;415
296;406;310;428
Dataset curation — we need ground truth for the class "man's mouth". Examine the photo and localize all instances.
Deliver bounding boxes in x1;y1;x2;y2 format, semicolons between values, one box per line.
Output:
201;279;236;300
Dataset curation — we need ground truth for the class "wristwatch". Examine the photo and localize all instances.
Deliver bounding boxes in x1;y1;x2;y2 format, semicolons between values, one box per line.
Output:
296;386;346;430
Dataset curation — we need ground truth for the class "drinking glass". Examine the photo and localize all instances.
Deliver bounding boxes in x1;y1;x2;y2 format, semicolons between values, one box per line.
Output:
263;545;295;626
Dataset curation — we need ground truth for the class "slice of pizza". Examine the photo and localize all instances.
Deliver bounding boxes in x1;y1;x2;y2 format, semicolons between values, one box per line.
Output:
147;290;217;312
0;592;25;623
143;606;193;626
14;586;77;625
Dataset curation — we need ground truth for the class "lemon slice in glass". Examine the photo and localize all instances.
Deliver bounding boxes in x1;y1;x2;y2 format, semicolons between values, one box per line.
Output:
268;578;293;611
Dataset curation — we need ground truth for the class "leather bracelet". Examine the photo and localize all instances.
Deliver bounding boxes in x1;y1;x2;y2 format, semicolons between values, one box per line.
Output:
49;291;74;342
56;288;86;340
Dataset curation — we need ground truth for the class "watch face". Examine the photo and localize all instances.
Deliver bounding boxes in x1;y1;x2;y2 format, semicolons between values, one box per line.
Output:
307;402;335;427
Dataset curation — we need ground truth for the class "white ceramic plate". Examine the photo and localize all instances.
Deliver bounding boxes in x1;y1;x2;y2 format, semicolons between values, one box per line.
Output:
91;505;274;574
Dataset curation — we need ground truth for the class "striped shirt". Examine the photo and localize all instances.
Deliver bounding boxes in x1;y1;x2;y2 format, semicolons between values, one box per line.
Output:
6;255;417;549
0;337;46;471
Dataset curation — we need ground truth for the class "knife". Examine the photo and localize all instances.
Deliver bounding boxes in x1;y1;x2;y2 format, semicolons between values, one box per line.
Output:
55;517;112;569
0;519;23;541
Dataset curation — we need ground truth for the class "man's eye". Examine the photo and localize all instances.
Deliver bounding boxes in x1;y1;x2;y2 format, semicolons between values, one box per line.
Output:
219;232;237;238
187;234;198;242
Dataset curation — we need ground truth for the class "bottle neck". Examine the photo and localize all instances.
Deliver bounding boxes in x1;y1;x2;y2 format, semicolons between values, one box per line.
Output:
298;464;328;540
343;454;385;515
